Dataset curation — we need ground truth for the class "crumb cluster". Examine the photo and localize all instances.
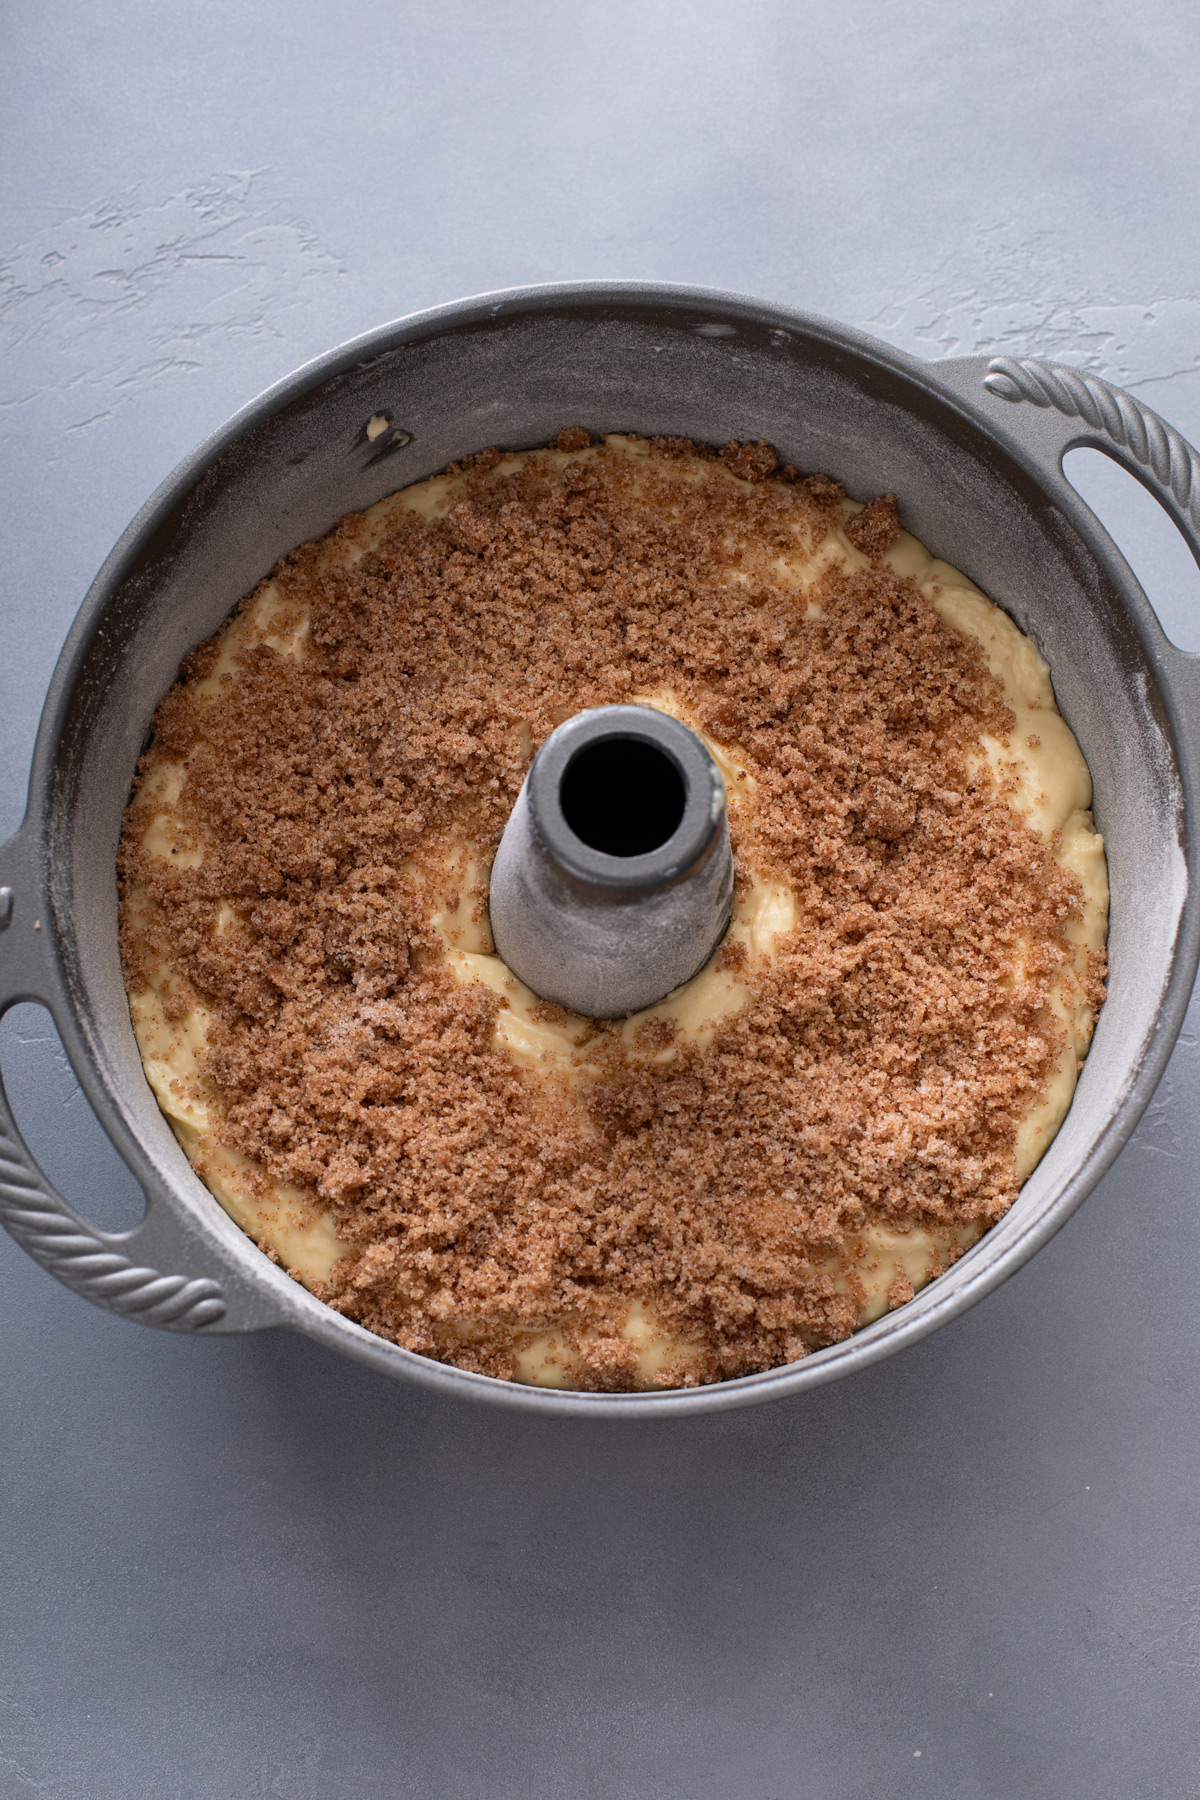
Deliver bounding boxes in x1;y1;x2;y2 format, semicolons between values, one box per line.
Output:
120;433;1105;1387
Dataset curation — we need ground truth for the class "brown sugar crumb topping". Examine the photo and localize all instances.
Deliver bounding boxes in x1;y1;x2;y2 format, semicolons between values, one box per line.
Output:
119;435;1106;1389
720;439;778;482
844;491;900;558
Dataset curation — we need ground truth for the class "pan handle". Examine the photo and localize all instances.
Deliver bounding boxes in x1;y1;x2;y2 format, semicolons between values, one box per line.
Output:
981;355;1200;552
970;354;1200;747
0;822;233;1331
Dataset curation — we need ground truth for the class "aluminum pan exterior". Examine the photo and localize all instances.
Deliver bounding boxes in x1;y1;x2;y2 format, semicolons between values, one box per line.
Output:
2;282;1197;1415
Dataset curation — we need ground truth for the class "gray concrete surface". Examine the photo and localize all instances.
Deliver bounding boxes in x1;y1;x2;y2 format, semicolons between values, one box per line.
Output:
2;4;1199;1795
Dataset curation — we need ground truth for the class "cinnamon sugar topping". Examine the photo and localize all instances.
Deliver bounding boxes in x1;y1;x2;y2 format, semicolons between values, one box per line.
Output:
844;491;900;558
119;434;1106;1389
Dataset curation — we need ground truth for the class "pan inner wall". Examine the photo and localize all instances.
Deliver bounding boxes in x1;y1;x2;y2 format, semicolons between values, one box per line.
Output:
54;307;1182;1242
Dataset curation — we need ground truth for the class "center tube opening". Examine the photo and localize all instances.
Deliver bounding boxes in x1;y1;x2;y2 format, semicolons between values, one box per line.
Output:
559;736;687;858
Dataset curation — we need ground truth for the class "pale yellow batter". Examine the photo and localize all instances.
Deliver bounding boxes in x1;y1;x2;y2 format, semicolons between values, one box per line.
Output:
123;437;1108;1387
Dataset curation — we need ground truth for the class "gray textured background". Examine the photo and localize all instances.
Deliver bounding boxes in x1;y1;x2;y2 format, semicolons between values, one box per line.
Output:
3;5;1200;1796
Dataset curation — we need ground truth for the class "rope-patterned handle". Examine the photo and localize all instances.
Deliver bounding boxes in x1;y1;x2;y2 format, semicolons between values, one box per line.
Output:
0;826;226;1330
0;1108;225;1328
984;356;1200;535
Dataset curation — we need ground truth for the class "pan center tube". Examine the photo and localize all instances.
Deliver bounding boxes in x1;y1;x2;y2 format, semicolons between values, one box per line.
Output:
488;705;735;1019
